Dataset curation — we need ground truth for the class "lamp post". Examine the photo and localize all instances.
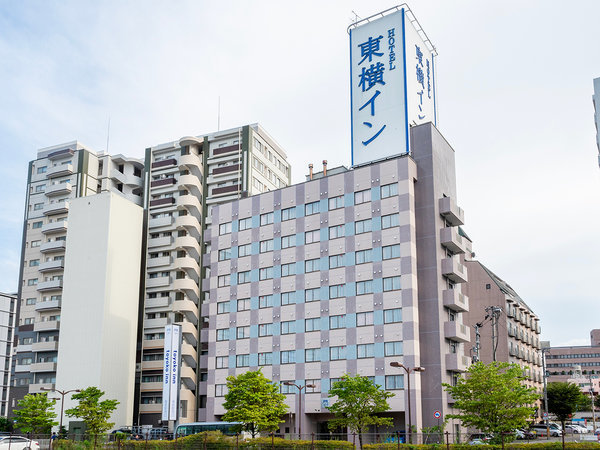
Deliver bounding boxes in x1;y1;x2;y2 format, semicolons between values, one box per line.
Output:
390;362;425;444
40;387;81;436
283;382;315;439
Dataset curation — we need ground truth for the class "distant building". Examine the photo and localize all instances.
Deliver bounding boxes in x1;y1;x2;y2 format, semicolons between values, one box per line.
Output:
0;293;16;417
546;330;600;382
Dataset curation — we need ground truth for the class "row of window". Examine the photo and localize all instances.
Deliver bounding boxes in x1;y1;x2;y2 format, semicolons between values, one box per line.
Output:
547;353;600;359
216;309;401;338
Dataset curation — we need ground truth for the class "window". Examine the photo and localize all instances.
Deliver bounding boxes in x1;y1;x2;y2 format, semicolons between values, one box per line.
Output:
25;298;36;305
281;207;295;221
259;267;273;280
35;184;46;193
382;213;400;229
258;323;273;337
305;201;319;216
27;279;38;286
218;248;231;261
357;311;374;326
259;295;273;308
354;189;371;204
217;302;230;314
329;284;344;299
355;249;372;264
281;291;295;305
217;275;230;287
329;195;343;210
280;320;295;334
281;234;295;249
383;244;401;260
260;212;274;225
238;271;251;284
29;259;39;267
381;183;398;198
356;280;373;295
280;381;294;394
357;343;374;359
219;222;232;235
384;308;402;323
385;375;404;390
33;202;44;211
329;255;344;269
238;243;251;257
383;276;401;291
355;219;372;234
258;352;273;366
216;356;228;369
305;230;320;244
330;346;346;360
31;240;41;247
280;350;295;364
216;329;229;341
329;315;345;329
306;380;321;393
305;348;320;362
215;384;228;397
329;224;345;239
32;221;42;229
305;318;320;332
238;217;252;231
37;166;47;174
260;239;274;253
24;318;34;325
237;298;250;311
281;263;295;277
305;258;319;273
385;341;403;356
237;326;250;339
305;288;320;302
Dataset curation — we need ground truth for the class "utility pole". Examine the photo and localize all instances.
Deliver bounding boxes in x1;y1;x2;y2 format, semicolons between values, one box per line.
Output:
485;306;502;361
472;322;482;363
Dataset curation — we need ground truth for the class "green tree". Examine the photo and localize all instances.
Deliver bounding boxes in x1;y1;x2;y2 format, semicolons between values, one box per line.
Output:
327;373;394;448
547;382;588;431
13;393;57;434
65;387;119;445
0;416;13;433
443;362;538;440
222;369;288;437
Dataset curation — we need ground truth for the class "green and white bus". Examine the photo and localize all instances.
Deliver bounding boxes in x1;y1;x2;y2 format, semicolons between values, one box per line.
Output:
175;422;247;438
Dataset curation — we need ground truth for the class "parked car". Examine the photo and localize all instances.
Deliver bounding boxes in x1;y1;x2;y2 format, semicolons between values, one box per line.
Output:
515;428;537;439
530;424;562;437
469;439;489;446
0;436;40;449
566;424;588;434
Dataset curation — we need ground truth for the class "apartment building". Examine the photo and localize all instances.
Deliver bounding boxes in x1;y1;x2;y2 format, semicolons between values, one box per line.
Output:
137;124;290;426
546;329;600;382
200;123;471;438
0;293;16;417
11;142;144;414
462;261;544;396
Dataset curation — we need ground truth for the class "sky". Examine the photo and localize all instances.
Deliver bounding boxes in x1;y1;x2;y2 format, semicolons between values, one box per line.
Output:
0;0;599;347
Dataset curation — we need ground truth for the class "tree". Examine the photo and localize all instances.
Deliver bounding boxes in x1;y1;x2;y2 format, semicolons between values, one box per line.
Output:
13;393;57;434
327;373;394;448
65;387;119;445
443;362;538;440
547;382;588;431
222;369;288;437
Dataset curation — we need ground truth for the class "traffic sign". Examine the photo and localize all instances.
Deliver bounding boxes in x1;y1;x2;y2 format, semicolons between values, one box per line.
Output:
434;410;441;419
543;412;548;419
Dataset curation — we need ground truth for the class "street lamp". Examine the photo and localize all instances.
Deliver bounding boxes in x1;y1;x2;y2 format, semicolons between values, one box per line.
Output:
40;387;81;436
390;362;425;444
283;382;315;439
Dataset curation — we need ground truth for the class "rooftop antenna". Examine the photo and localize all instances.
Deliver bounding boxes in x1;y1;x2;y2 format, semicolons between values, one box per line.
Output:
106;117;111;153
217;96;221;131
351;10;361;26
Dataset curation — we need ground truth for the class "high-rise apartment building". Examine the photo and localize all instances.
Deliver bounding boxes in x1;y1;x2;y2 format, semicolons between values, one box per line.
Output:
11;142;144;414
201;123;471;438
136;124;291;426
0;293;16;417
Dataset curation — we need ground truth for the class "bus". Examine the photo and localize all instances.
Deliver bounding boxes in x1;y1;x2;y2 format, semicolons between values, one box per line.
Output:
175;422;248;438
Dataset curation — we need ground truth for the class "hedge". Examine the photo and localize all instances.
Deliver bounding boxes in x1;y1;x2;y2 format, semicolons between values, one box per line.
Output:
364;443;600;449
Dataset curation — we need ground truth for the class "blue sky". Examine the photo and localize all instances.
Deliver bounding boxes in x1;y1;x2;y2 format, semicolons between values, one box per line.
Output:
1;0;599;346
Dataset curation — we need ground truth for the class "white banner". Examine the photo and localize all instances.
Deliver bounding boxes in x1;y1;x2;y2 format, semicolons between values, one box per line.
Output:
161;325;181;421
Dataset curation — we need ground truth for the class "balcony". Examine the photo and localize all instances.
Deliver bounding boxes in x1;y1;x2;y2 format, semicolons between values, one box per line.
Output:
38;260;64;273
180;364;197;391
35;299;61;311
174;236;200;260
145;297;170;309
173;257;200;281
140;381;163;392
29;383;55;393
439;197;464;226
173;299;199;324
442;289;469;312
173;279;199;304
212;163;240;176
30;362;57;373
15;343;32;353
32;341;59;352
143;338;164;350
177;195;202;217
150;178;176;189
15;365;30;373
149;197;175;208
175;215;201;233
446;353;471;372
37;279;63;292
45;182;72;197
441;257;468;283
147;256;172;269
147;236;173;249
178;154;202;171
212;144;240;156
444;321;470;343
34;320;60;332
149;216;174;229
43;201;69;216
141;359;163;371
41;221;68;234
48;148;74;160
181;342;197;367
440;227;468;254
212;184;241;196
146;276;171;289
40;240;66;253
151;158;177;170
179;321;198;347
139;403;162;414
46;164;73;178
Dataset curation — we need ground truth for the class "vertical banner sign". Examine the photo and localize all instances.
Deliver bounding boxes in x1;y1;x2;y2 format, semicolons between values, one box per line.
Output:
350;7;436;166
162;325;182;421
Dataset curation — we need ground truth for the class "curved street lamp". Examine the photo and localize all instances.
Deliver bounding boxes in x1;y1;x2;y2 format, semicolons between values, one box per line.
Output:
389;362;425;444
283;382;316;439
40;387;81;435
